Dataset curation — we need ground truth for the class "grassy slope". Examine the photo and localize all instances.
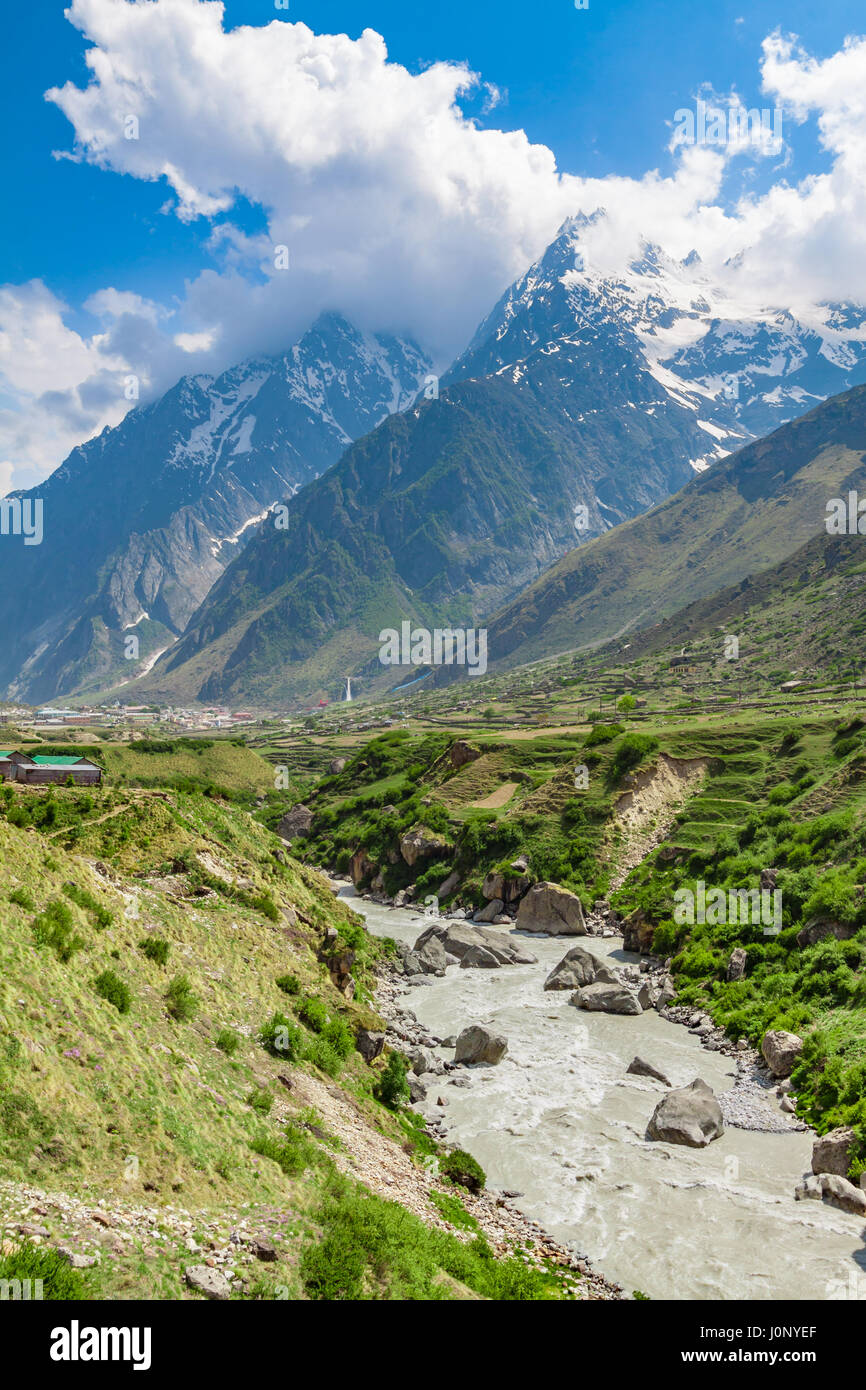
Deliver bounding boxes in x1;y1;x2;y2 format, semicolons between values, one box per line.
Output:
0;770;585;1301
606;532;866;686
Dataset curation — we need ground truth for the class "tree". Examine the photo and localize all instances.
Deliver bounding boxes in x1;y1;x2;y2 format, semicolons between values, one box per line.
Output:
617;694;637;720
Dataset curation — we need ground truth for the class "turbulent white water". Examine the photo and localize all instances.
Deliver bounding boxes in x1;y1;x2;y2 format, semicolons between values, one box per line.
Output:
344;889;866;1301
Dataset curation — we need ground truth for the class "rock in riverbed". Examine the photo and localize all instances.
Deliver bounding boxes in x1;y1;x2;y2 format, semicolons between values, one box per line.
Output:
454;1025;509;1066
570;982;642;1016
761;1030;803;1078
646;1078;724;1148
515;881;586;935
544;944;606;990
795;1172;866;1217
460;944;501;969
414;920;536;967
627;1056;671;1086
811;1126;857;1177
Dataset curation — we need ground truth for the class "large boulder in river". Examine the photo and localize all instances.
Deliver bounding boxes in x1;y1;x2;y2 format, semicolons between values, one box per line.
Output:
515;881;586;935
415;921;536;967
460;944;501;969
474;897;504;922
761;1029;803;1078
415;936;448;977
795;1172;866;1217
647;1078;724;1148
544;944;605;991
811;1126;857;1177
570;981;642;1015
454;1025;508;1066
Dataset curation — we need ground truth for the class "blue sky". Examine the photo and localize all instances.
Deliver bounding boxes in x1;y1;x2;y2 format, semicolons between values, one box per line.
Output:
2;0;866;489
3;0;861;313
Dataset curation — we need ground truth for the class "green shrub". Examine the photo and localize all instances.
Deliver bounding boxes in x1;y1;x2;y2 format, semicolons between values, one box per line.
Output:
374;1051;410;1109
251;893;280;922
301;1171;567;1301
305;1036;343;1077
31;900;85;963
94;969;132;1014
275;973;301;996
429;1189;480;1232
439;1148;486;1194
297;995;329;1033
259;1011;304;1060
62;882;112;929
251;1123;317;1176
584;723;624;747
139;937;170;966
0;1241;89;1300
322;1017;355;1060
216;1027;240;1056
165;974;198;1022
608;733;659;783
9;888;35;911
246;1087;274;1115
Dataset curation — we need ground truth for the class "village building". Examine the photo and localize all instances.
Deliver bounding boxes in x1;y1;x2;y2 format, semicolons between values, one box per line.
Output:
0;751;102;786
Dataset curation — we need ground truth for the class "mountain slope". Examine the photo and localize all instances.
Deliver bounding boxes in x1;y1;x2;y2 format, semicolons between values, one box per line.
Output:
604;530;866;683
136;365;710;706
480;381;866;671
0;314;429;704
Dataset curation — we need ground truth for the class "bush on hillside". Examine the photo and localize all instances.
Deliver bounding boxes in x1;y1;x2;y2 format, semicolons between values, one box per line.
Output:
438;1149;486;1194
94;969;132;1014
139;937;170;966
165;974;198;1022
374;1052;409;1109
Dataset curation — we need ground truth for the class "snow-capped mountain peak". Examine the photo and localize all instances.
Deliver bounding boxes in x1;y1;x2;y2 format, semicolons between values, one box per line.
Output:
448;219;866;463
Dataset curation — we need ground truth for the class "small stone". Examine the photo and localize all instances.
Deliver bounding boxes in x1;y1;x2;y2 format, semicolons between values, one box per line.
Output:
250;1237;277;1262
185;1265;232;1300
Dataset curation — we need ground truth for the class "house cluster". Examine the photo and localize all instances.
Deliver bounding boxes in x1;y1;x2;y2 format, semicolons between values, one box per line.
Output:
22;703;260;732
0;751;102;786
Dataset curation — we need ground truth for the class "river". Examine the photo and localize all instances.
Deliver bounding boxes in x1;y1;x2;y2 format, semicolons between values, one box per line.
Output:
342;888;866;1301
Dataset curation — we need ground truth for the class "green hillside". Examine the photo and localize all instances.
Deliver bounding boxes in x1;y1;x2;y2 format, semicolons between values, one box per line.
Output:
482;382;866;671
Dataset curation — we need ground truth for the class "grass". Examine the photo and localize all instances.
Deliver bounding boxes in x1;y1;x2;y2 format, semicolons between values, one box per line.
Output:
300;1171;577;1301
0;1241;90;1300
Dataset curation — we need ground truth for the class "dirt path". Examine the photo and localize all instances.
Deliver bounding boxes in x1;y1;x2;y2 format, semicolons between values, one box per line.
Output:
471;781;519;809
